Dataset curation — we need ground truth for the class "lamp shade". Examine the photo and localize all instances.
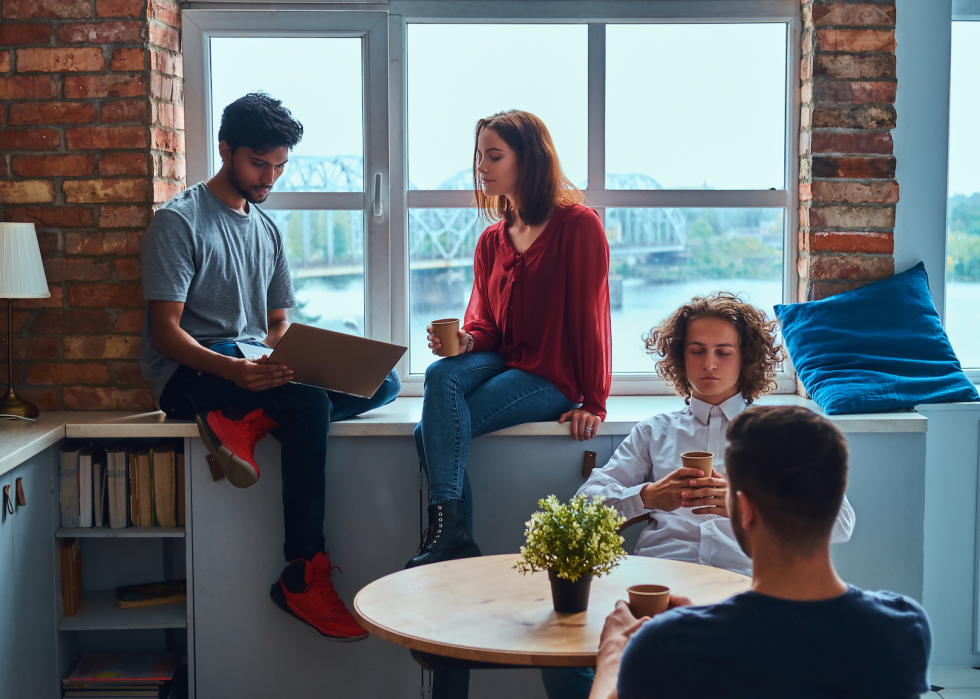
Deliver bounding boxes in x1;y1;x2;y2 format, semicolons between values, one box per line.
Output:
0;222;50;299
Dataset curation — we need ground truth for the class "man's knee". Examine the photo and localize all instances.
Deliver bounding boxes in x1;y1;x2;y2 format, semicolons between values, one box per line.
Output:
380;369;401;404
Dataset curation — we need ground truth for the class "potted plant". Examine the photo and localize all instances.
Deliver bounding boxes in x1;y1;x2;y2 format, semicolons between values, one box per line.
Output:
514;494;627;613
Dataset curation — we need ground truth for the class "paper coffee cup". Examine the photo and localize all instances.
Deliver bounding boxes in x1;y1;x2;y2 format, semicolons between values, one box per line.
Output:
628;584;670;618
681;451;713;478
432;318;460;357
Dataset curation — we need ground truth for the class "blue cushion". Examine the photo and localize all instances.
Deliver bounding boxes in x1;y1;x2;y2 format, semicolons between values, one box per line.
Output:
774;262;978;415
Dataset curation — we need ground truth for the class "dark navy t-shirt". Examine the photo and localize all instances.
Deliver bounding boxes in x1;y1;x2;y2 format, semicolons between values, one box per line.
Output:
618;586;931;699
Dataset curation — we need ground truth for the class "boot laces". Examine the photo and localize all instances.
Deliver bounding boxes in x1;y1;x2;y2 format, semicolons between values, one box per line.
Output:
417;524;440;553
307;563;350;616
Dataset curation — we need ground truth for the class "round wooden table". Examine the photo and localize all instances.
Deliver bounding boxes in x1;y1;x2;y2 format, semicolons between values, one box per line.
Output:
354;554;750;668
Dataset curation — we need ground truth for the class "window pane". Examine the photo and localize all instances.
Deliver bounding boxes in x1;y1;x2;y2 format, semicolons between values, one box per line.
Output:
265;210;365;336
608;208;784;373
945;21;980;368
606;24;786;190
407;25;587;191
209;38;363;192
408;209;483;374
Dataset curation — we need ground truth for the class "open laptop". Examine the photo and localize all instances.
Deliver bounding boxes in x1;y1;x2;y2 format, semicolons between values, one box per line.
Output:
236;324;406;399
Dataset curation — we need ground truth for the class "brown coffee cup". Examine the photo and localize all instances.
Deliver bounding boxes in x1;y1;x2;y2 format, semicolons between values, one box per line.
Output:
628;584;670;618
681;451;713;479
432;318;460;357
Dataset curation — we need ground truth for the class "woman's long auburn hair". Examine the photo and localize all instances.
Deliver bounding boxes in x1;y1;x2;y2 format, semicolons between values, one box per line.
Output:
473;110;584;226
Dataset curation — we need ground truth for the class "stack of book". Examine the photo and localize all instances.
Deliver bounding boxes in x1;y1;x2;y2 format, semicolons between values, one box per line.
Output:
62;653;182;699
60;442;185;530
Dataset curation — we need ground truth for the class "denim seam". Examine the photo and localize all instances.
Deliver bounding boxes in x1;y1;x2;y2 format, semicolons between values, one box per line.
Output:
446;362;506;505
470;383;566;436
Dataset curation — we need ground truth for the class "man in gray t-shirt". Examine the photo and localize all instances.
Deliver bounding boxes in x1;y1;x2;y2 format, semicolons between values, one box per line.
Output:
139;93;399;643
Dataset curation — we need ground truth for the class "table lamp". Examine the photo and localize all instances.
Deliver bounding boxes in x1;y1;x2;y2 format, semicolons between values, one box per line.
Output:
0;222;50;419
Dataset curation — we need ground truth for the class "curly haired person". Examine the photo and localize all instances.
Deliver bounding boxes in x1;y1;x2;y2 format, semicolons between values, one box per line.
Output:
541;292;856;699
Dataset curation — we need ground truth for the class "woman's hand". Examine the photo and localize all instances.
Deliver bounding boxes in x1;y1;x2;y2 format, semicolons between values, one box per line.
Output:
427;324;473;356
640;467;709;512
559;408;601;441
681;471;730;517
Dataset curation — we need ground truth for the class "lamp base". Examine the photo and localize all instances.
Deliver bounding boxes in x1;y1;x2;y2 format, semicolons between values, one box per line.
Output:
0;388;39;419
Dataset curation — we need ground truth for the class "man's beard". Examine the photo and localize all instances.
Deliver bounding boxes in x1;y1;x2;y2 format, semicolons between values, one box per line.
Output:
730;495;752;559
227;161;270;204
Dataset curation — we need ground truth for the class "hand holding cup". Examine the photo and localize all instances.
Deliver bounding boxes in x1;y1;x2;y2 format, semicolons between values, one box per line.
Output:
428;318;469;356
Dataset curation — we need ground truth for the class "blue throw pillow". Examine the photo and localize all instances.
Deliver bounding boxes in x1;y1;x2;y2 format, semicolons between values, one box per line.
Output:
774;262;978;415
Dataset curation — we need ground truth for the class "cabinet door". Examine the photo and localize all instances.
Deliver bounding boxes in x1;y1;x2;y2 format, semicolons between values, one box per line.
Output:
0;472;14;699
10;452;57;698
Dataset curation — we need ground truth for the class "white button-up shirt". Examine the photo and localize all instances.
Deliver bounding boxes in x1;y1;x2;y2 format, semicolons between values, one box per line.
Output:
577;393;856;576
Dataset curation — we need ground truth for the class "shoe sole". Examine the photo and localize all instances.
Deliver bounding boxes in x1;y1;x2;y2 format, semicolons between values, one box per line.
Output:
270;581;368;643
406;544;483;569
196;414;259;489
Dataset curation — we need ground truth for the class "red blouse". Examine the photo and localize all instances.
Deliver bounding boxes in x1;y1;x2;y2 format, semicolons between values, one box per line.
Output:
463;204;612;419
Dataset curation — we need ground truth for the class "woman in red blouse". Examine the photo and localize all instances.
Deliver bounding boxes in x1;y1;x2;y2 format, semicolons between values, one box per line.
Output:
406;110;612;569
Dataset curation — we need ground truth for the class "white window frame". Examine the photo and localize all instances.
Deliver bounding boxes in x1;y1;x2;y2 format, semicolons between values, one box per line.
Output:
183;0;801;397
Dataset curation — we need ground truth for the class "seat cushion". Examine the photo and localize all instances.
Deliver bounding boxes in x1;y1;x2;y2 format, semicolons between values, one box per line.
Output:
774;262;978;415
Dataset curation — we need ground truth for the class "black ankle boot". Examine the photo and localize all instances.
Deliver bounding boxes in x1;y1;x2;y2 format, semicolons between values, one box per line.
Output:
405;500;482;569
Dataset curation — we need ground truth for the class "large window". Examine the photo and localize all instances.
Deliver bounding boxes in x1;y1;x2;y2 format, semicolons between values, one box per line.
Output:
946;21;980;368
184;6;798;394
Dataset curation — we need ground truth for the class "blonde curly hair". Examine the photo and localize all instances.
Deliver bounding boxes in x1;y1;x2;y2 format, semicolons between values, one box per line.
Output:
644;292;783;404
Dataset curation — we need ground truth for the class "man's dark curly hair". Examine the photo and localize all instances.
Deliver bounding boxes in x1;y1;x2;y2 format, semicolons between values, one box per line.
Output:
217;92;303;154
644;291;783;404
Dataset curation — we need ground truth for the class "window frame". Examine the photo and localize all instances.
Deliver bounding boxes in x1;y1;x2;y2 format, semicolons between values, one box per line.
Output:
183;0;802;397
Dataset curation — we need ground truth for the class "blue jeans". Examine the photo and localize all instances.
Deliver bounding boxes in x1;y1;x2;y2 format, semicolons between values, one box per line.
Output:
160;340;401;562
540;668;594;699
415;351;573;526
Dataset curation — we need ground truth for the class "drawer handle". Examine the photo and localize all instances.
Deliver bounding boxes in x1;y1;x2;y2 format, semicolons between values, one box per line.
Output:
15;477;25;507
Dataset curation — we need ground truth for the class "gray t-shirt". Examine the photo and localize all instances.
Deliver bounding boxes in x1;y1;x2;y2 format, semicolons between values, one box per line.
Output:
139;182;296;397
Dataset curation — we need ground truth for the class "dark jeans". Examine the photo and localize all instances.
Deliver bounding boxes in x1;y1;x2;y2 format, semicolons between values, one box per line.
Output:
160;341;401;563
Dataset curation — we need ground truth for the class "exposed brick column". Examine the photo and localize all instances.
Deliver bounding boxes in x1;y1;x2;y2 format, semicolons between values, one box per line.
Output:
0;0;183;410
799;0;898;302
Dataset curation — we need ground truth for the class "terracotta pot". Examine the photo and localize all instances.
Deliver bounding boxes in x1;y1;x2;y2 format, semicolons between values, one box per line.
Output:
548;570;592;613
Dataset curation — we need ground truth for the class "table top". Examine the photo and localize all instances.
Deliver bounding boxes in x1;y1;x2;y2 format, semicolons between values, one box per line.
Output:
353;554;750;667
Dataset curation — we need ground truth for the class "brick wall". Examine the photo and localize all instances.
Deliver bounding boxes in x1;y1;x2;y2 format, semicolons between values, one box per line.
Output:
799;0;898;301
0;0;184;410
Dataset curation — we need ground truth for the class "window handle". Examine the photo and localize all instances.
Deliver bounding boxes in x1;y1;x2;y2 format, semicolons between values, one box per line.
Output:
372;172;384;222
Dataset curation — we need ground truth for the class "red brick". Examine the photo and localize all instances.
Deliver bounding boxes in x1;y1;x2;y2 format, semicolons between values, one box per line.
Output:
12;154;94;177
33;310;109;333
64;74;145;98
803;280;870;302
99;205;149;229
111;48;144;71
10;337;58;360
156;153;185;179
801;230;894;255
0;51;10;73
43;258;111;282
147;0;180;28
0;75;56;99
814;80;896;105
811;156;895;179
817;29;895;53
16;47;105;72
3;0;91;18
799;182;813;202
811;181;899;204
0;180;55;204
812;105;896;129
8;102;97;127
149;46;181;77
64;386;155;410
150;126;182;154
102;99;146;123
63;179;148;204
148;21;179;52
37;232;57;255
801;56;812;81
115;258;140;280
26;363;109;385
96;0;143;18
19;284;63;309
152;101;183;129
5;206;95;228
66;125;146;149
0;23;53;44
814;54;896;79
149;74;180;102
57;21;143;44
113;309;144;332
800;254;894;281
0;312;30;332
16;388;58;411
69;283;143;307
813;4;896;27
153;180;182;203
65;232;117;254
65;335;139;359
114;362;146;384
809;205;895;229
0;128;59;150
801;105;811;129
810;131;893;155
126;231;142;254
99;152;147;176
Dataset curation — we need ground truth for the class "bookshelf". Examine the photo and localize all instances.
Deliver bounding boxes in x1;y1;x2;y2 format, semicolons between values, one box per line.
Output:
58;590;187;631
57;527;186;538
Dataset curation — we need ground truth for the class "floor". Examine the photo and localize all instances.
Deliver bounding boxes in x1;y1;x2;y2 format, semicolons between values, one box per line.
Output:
924;668;980;698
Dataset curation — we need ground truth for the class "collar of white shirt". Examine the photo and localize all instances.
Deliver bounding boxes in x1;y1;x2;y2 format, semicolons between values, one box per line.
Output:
689;392;748;426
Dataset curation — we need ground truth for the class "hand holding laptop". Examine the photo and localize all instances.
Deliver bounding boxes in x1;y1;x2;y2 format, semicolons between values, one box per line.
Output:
226;351;294;392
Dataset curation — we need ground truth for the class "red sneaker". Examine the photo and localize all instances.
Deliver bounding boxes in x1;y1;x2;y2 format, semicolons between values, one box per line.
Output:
270;552;368;642
195;407;279;488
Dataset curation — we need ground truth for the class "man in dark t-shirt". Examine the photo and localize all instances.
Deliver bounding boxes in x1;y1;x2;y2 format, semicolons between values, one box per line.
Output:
591;406;931;699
